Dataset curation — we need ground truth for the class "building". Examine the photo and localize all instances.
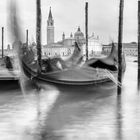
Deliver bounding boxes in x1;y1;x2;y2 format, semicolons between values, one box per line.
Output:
43;26;103;60
102;42;138;56
42;43;74;60
102;44;112;55
85;33;102;58
123;43;137;56
74;27;85;45
60;32;75;46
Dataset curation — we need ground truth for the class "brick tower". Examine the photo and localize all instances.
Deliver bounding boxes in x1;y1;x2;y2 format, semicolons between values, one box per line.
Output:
47;7;54;44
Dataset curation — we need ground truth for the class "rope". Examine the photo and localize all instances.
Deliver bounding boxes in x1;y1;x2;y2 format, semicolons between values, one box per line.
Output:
104;69;122;87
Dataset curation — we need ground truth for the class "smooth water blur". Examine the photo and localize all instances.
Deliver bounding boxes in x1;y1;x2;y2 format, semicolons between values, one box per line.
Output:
0;57;140;140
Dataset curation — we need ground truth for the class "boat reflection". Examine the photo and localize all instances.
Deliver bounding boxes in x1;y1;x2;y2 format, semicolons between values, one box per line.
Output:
20;79;117;140
116;95;123;140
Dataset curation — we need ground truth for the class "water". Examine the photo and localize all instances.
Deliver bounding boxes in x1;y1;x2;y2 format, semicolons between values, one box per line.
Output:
0;57;140;140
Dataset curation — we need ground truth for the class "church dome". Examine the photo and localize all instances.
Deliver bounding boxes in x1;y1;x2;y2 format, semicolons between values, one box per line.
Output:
74;27;84;40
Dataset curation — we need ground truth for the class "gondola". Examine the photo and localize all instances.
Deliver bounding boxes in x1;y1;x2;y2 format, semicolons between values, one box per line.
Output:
20;42;126;86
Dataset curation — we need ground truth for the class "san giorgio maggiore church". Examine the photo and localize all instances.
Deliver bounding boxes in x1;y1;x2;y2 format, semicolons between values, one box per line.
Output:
41;7;103;60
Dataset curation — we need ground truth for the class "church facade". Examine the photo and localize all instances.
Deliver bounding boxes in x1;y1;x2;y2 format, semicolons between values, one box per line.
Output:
42;7;103;60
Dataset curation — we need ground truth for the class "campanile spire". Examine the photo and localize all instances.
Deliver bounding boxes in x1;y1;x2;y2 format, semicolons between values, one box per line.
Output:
47;7;54;44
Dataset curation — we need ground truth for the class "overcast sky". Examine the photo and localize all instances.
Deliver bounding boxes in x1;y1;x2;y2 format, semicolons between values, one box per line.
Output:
0;0;138;47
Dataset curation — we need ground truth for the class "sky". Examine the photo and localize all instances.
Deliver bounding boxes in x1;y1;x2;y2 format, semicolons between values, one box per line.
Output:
0;0;138;47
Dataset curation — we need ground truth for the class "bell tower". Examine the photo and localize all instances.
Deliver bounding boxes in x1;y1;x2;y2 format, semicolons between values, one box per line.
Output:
47;7;54;44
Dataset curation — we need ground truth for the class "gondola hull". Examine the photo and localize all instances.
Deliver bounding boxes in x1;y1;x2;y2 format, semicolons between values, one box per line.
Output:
22;60;118;86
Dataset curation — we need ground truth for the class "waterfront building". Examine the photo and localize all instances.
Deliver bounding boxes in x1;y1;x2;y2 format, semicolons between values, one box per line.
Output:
43;28;103;60
44;7;103;60
42;43;74;60
102;42;138;56
102;44;112;55
123;43;137;56
84;33;102;58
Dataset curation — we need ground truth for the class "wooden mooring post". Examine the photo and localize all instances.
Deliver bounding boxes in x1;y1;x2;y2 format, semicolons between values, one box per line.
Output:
36;0;42;73
138;1;140;88
85;2;88;61
117;0;124;95
1;27;4;58
26;29;28;47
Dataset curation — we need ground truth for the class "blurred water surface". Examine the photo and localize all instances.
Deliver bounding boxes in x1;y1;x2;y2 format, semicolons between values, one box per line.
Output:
0;57;140;140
